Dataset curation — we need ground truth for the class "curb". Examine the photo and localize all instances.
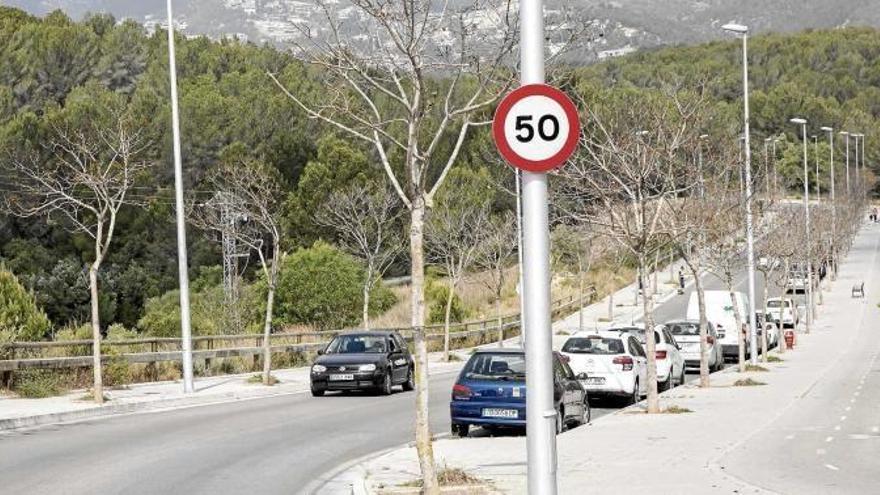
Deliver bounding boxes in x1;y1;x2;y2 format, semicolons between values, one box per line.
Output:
0;385;312;432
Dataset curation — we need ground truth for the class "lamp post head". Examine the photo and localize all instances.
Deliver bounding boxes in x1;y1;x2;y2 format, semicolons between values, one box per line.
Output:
820;126;833;132
790;118;807;125
839;131;849;136
722;23;749;34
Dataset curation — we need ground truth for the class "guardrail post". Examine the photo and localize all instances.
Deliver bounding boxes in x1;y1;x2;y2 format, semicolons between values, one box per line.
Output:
205;339;213;372
149;341;158;381
253;338;260;370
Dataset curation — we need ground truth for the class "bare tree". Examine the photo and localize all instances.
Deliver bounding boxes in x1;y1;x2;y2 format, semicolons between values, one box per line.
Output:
267;3;528;485
193;157;284;386
475;212;518;345
316;182;405;329
3;103;151;403
555;89;702;413
426;179;489;360
551;223;603;333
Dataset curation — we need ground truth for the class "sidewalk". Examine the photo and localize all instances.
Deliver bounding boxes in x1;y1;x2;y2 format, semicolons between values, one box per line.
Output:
334;225;877;495
0;352;464;432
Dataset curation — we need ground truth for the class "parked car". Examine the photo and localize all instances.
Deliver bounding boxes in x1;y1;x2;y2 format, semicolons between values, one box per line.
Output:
630;326;686;391
687;290;752;360
755;311;780;348
765;297;800;329
449;349;589;437
660;320;724;372
561;330;647;404
310;331;414;396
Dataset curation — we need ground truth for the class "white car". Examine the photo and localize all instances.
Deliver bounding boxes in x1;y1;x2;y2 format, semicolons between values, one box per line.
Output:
765;298;800;329
661;320;724;372
755;312;780;348
629;326;686;391
561;330;648;405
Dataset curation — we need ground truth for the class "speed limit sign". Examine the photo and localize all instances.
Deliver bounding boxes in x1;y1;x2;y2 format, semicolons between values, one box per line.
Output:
492;84;580;172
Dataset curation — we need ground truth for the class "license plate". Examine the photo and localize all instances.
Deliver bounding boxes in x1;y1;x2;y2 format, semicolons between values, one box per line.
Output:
482;408;517;419
329;374;354;381
585;377;605;385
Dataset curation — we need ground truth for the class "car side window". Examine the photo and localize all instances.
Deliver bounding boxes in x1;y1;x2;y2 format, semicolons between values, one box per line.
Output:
629;338;645;358
388;338;396;352
561;360;576;380
664;329;676;346
552;358;567;382
393;334;407;353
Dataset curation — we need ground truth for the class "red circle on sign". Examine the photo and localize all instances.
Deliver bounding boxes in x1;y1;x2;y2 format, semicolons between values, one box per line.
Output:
492;84;580;172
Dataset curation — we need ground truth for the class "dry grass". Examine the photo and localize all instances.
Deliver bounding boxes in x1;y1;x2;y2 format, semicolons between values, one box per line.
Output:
766;355;784;363
662;405;693;414
744;364;769;372
733;378;766;386
399;467;484;488
247;373;280;385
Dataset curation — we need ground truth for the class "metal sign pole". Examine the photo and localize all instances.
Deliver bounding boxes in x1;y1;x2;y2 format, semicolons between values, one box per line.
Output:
520;0;558;493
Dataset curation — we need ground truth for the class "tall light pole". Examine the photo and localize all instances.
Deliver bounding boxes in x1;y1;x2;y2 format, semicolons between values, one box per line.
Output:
772;138;780;198
855;133;865;195
520;0;557;492
166;0;195;393
854;133;860;194
515;168;525;346
723;23;758;363
791;118;813;334
840;131;850;195
820;126;836;279
764;137;772;195
812;135;821;201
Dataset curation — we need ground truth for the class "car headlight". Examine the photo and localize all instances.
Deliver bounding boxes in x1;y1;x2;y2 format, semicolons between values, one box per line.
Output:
359;363;377;372
312;364;327;373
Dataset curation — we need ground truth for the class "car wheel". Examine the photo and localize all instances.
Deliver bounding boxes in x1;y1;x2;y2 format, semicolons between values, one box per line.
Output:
581;398;591;426
379;371;392;396
453;424;469;438
659;373;672;392
310;385;325;397
402;367;415;391
627;381;639;406
678;367;686;386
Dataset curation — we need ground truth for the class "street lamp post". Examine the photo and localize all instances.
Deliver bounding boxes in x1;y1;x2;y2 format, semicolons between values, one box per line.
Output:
820;126;836;279
764;137;772;195
812;135;820;201
772;138;780;198
854;133;860;194
791;118;813;334
840;131;850;195
166;0;195;393
723;23;759;363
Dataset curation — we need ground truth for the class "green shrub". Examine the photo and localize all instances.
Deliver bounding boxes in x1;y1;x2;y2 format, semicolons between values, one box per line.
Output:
275;241;393;329
138;284;262;336
13;369;65;398
426;280;468;324
0;266;52;344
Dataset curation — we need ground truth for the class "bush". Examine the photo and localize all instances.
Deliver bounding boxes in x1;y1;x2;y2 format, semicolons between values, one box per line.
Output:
0;266;52;344
13;369;65;398
426;280;468;325
275;241;395;329
138;284;263;336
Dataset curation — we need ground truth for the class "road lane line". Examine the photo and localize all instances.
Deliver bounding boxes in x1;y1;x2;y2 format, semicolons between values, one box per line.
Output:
825;436;834;442
824;464;839;471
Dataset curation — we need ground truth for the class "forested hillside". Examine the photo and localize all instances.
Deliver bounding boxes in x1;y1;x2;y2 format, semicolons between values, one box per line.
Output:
0;6;877;337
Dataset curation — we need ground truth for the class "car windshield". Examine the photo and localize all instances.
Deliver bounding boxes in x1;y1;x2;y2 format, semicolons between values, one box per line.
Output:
667;323;699;336
462;353;526;381
562;337;624;355
325;335;387;354
631;329;661;344
767;300;788;308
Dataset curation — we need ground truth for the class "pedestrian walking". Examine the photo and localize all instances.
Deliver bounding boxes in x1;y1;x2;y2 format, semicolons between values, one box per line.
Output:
678;268;686;294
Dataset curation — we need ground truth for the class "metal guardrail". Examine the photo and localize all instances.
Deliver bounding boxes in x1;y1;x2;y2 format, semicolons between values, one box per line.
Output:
0;290;596;373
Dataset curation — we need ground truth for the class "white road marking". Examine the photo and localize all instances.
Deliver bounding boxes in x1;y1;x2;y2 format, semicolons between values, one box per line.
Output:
826;436;834;443
845;406;852;412
824;464;840;471
841;416;847;422
816;448;826;455
872;426;879;433
785;434;795;440
834;426;841;431
854;391;860;397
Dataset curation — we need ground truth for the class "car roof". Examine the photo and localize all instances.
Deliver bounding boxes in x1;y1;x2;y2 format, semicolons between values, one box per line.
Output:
337;331;397;337
570;330;630;339
472;347;525;354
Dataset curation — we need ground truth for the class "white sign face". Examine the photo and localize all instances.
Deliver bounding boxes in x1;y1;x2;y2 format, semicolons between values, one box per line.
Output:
503;94;571;163
493;84;579;172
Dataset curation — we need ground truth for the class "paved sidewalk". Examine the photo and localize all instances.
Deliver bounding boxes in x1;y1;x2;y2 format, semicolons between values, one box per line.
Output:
334;225;877;495
0;354;464;431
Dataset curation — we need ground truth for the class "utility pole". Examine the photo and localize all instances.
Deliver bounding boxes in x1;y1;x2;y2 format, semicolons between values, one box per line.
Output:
821;127;836;279
840;131;850;196
791;118;813;333
723;23;758;364
515;168;525;347
813;135;820;201
166;0;195;393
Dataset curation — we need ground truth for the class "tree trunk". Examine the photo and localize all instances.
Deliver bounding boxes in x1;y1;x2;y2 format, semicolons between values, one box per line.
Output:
728;278;746;373
778;261;789;355
652;250;659;294
639;255;660;413
88;262;104;404
443;281;455;361
495;295;503;347
685;257;710;388
262;246;280;386
608;291;614;321
761;273;769;363
410;198;438;494
577;269;585;333
362;268;372;330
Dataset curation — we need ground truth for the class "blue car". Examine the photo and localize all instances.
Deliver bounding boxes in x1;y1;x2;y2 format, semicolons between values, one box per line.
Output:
449;348;590;437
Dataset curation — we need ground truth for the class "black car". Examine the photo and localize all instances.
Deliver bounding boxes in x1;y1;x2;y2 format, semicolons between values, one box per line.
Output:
310;331;414;396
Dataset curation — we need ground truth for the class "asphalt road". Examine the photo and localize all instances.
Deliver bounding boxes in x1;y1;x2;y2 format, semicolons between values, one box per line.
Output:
0;260;782;495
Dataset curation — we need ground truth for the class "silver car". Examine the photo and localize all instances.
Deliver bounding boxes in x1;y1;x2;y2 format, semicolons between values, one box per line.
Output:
661;320;724;372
